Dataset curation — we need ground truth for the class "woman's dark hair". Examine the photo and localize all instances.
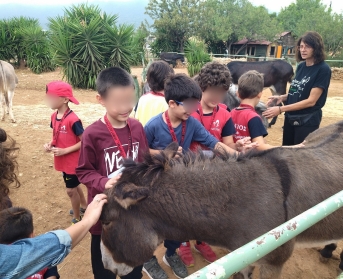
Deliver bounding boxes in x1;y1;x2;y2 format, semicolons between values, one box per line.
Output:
96;67;134;97
296;31;326;64
196;61;231;92
147;60;174;92
0;207;33;244
164;74;202;103
0;128;20;211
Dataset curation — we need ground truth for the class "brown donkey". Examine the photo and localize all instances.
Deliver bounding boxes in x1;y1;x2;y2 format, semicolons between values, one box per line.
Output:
100;121;343;279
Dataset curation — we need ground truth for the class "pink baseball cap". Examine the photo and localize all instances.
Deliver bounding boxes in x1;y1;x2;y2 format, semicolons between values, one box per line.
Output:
46;81;80;105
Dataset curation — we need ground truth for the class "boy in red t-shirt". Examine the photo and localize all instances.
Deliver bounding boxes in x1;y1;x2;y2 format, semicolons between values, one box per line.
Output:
231;70;303;150
76;67;148;279
44;81;87;224
0;207;60;279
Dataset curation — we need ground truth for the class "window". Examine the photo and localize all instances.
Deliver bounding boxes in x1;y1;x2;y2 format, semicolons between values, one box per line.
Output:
270;46;276;56
247;46;256;56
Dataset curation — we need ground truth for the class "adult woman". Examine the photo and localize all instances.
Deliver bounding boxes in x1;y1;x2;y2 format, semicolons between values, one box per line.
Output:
263;31;331;145
0;128;108;279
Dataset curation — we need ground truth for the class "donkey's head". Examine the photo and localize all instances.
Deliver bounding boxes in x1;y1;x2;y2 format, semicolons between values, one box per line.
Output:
100;143;179;275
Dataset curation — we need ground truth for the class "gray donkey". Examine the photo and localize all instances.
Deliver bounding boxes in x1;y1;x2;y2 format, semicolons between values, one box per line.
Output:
100;121;343;279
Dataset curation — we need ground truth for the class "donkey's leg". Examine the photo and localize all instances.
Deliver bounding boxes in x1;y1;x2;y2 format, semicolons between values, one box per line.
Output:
232;266;254;279
339;250;343;270
0;93;5;121
259;240;295;279
7;91;15;123
320;243;337;259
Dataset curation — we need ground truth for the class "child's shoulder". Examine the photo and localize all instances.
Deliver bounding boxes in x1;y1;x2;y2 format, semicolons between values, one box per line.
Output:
145;113;163;127
83;119;104;134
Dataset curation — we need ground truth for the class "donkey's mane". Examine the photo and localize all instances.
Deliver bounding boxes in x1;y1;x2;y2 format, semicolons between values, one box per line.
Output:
122;147;277;183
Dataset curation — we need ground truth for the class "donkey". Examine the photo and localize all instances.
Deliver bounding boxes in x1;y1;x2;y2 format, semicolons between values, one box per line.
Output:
0;60;18;123
227;60;293;128
100;121;343;279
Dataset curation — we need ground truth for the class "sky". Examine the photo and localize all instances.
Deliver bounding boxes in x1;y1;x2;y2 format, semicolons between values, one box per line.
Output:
0;0;341;12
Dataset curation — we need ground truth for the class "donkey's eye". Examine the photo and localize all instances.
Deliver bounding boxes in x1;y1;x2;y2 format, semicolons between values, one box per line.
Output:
101;221;111;226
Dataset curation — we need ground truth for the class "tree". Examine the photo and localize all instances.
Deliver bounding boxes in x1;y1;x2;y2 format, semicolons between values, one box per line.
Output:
278;0;343;56
199;0;281;54
146;0;204;53
49;4;137;89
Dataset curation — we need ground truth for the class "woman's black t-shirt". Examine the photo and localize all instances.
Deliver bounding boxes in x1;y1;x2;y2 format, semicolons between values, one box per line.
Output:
286;61;331;115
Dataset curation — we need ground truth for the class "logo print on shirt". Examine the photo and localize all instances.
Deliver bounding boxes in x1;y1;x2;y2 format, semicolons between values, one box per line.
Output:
289;76;311;98
60;125;67;134
104;142;140;177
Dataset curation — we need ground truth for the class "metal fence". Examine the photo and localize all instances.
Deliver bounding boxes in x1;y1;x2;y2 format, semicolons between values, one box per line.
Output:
185;190;343;279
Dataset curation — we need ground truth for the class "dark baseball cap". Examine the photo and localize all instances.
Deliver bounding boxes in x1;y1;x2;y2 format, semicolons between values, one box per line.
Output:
46;81;79;105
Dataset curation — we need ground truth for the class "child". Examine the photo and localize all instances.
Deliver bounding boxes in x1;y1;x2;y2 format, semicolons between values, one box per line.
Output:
133;60;174;126
191;62;237;152
178;62;238;267
44;81;87;224
0;207;60;279
76;67;148;279
143;74;242;279
231;70;301;150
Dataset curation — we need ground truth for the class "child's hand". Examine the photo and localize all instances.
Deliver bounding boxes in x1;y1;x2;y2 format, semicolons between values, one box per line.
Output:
235;137;251;151
283;140;306;148
51;147;67;156
105;174;122;189
44;143;52;152
174;146;183;158
240;142;259;153
267;95;283;106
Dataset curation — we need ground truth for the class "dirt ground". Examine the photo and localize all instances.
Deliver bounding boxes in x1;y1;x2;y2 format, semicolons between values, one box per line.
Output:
2;66;343;279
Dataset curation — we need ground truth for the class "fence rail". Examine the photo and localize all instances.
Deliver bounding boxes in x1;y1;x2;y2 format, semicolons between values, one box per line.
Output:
185;190;343;279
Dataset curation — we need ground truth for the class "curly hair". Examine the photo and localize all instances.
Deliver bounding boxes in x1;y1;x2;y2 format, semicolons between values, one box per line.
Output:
196;62;231;92
0;128;20;210
295;31;326;64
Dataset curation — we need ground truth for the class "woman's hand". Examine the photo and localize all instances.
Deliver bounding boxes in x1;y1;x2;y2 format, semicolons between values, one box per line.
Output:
83;194;108;226
267;95;284;106
262;106;281;119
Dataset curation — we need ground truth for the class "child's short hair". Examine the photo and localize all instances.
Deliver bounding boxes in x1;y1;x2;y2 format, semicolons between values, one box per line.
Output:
238;70;264;99
147;60;174;92
164;74;202;103
0;207;33;244
196;62;231;92
96;67;134;97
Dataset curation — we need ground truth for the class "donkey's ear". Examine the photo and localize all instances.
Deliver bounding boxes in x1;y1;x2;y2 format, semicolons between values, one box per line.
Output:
114;183;149;209
164;142;179;159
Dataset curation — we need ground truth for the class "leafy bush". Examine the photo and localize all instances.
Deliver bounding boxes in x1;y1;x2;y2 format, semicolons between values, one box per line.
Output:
185;38;211;77
0;17;55;73
49;4;137;89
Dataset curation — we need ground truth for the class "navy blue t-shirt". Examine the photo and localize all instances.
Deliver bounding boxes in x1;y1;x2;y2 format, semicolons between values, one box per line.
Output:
287;61;331;115
144;113;219;150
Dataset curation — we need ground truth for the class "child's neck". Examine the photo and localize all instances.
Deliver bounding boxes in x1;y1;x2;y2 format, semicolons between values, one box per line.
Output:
106;113;127;128
240;98;258;108
200;100;216;114
57;105;69;117
164;109;182;127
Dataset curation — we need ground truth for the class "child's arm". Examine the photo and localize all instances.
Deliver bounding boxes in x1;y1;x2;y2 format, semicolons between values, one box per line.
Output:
51;121;84;156
253;136;277;151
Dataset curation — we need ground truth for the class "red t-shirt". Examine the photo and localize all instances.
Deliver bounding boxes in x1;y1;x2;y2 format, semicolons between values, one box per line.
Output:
51;110;82;174
76;118;149;235
190;104;235;151
27;268;47;279
230;104;267;143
